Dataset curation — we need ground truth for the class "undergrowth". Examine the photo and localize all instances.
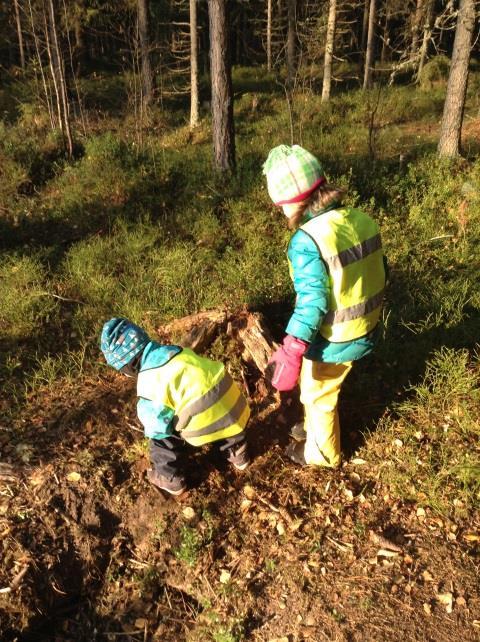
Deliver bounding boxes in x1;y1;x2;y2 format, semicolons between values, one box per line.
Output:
1;68;480;513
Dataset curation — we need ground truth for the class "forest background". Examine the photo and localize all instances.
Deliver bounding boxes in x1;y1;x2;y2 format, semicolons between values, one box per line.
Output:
1;0;480;641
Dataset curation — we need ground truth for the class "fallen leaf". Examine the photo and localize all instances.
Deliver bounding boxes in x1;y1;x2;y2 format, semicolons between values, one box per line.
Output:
66;471;81;482
243;485;256;500
289;519;303;532
464;533;480;543
436;592;453;614
423;602;432;616
369;530;402;552
219;569;231;584
416;507;426;518
377;549;399;558
240;498;252;512
134;618;147;628
182;507;195;521
422;570;434;582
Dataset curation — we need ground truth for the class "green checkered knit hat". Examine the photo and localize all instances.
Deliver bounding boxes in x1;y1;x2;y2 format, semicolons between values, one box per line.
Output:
263;145;325;205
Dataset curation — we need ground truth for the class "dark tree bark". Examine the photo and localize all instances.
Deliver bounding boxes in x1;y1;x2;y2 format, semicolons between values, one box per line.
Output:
361;0;369;52
286;0;296;89
208;0;235;171
137;0;154;107
438;0;476;157
321;0;337;102
363;0;376;89
190;0;199;127
13;0;25;70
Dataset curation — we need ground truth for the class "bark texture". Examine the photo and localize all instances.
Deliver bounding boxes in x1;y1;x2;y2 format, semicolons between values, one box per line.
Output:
321;0;337;102
14;0;25;70
208;0;236;171
267;0;272;72
190;0;199;127
437;0;476;157
363;0;376;89
137;0;154;107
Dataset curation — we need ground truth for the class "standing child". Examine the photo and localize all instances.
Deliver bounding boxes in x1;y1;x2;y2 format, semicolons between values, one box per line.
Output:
263;145;386;468
101;318;250;495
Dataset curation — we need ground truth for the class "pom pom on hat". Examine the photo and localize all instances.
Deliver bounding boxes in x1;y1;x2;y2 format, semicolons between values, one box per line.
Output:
263;145;325;205
100;318;150;371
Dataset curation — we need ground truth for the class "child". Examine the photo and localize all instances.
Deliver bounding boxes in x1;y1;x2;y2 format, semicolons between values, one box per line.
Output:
263;145;386;468
101;318;250;495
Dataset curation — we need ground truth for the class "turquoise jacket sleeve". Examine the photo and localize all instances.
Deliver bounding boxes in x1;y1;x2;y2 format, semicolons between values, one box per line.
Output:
285;229;330;343
137;397;175;440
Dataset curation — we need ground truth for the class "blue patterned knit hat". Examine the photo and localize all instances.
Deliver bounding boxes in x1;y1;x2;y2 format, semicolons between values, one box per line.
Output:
100;318;150;370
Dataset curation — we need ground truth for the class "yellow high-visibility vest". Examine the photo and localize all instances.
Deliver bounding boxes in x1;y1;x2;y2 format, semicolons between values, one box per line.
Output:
300;207;385;342
137;348;249;446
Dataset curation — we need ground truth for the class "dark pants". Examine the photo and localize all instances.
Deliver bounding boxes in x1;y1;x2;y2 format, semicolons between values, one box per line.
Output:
149;432;246;480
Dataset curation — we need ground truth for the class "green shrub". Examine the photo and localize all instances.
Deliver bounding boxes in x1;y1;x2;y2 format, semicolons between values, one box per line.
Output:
364;348;480;517
418;55;450;90
0;253;56;339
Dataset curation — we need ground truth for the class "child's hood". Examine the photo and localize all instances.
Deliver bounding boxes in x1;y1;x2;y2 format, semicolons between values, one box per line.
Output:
140;341;182;371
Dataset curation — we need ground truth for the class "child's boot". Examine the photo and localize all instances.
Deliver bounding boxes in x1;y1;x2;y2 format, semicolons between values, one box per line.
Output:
147;469;186;496
289;421;306;441
227;442;250;471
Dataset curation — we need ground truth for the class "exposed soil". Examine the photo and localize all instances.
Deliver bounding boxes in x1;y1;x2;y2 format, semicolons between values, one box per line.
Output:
1;350;480;641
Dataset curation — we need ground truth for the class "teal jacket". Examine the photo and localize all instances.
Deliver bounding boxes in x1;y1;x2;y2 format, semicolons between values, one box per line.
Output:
285;208;385;363
136;342;182;440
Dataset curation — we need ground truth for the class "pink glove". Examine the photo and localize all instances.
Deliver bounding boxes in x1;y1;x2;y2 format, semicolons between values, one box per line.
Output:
267;335;308;392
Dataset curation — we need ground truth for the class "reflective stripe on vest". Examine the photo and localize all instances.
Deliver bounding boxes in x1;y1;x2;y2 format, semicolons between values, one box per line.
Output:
300;208;385;342
137;350;249;447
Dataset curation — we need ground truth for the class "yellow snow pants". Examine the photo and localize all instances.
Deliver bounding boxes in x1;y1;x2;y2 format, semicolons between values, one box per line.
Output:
300;360;353;467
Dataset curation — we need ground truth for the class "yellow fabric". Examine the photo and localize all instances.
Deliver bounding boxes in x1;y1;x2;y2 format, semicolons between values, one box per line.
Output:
137;348;225;414
186;400;250;447
137;349;249;446
301;208;385;342
300;359;353;467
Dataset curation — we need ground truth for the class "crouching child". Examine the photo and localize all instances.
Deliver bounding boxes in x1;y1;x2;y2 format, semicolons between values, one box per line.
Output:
100;318;251;495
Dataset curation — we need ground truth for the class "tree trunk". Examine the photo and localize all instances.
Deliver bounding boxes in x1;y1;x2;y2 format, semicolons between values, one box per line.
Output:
321;0;336;102
363;0;376;89
267;0;272;72
137;0;154;107
417;0;434;79
45;0;74;157
361;0;369;52
380;3;391;64
438;0;476;157
73;12;88;76
190;0;199;128
411;0;424;55
286;0;296;90
208;0;236;171
13;0;25;70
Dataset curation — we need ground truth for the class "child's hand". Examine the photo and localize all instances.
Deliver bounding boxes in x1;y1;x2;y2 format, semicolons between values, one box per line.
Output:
266;335;308;391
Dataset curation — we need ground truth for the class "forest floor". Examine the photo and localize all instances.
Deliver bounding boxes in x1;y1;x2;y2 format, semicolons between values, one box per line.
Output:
1;323;479;642
1;69;480;641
